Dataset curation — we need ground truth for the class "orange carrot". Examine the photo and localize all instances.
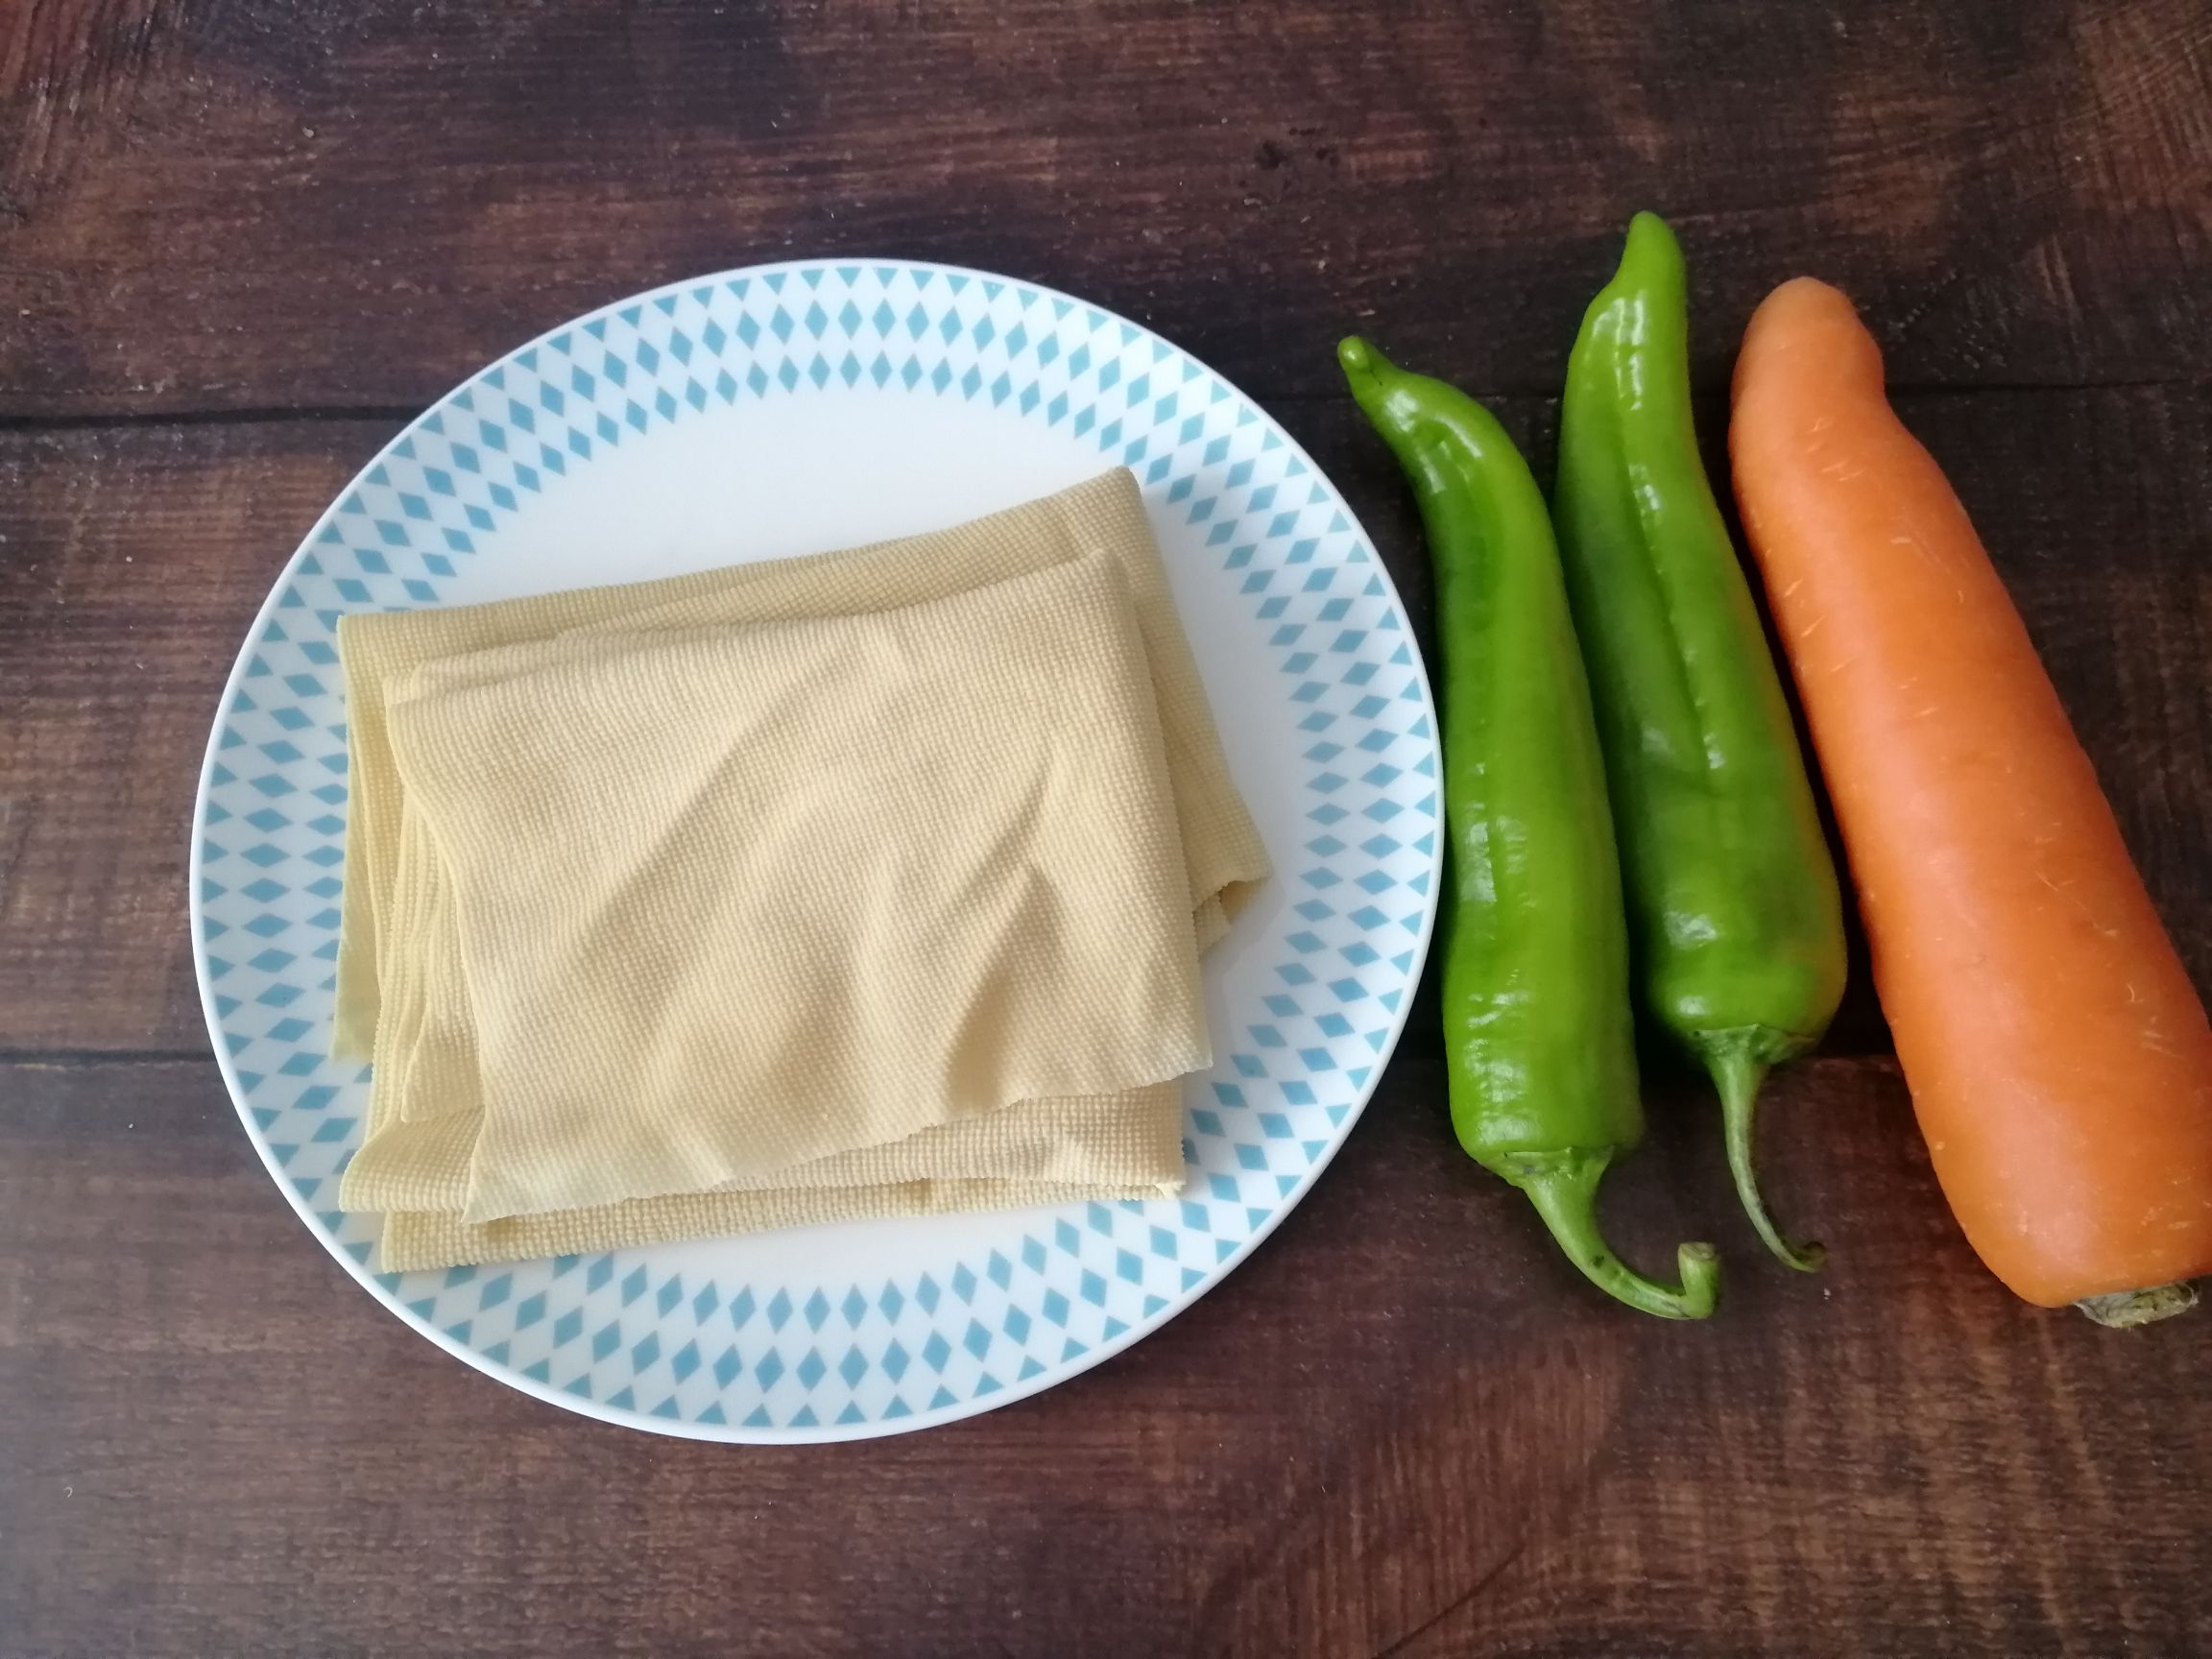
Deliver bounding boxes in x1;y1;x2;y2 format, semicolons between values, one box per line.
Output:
1729;277;2212;1318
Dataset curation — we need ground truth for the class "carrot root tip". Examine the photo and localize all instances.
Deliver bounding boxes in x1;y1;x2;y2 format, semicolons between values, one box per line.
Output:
2075;1283;2199;1329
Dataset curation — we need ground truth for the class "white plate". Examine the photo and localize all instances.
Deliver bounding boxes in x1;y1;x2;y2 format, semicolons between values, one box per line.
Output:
191;260;1441;1440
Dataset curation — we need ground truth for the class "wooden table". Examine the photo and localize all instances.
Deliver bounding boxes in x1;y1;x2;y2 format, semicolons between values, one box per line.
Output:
4;3;2208;1653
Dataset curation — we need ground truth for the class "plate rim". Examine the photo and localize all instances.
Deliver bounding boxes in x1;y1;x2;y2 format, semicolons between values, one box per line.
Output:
188;254;1441;1442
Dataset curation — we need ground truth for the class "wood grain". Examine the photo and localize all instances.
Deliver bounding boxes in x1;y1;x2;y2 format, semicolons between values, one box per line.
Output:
1;0;2208;418
0;417;403;1054
5;1053;2209;1659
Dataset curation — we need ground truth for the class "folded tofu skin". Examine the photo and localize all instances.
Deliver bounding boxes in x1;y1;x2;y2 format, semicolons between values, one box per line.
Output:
330;470;1270;1271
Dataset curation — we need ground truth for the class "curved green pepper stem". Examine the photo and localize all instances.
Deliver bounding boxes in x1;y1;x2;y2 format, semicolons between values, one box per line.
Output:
1702;1036;1824;1272
1718;1063;1827;1274
1507;1148;1720;1319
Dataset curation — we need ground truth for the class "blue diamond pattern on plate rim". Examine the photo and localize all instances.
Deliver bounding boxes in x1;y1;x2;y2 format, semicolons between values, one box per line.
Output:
190;259;1441;1441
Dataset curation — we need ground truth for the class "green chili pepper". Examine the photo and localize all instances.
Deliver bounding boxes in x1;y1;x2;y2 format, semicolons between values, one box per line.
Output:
1552;212;1848;1270
1341;335;1719;1320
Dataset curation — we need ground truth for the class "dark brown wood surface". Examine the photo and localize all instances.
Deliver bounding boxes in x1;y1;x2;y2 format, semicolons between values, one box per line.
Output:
3;3;2208;1654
